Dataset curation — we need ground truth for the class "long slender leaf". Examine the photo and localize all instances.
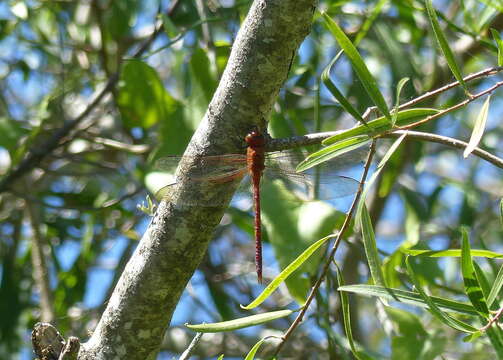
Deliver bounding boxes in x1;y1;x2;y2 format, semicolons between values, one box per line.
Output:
321;12;391;121
356;133;407;218
185;309;294;332
425;0;469;94
241;236;333;310
244;338;267;360
335;264;372;360
338;284;478;315
391;77;410;126
406;257;478;333
296;136;370;172
359;204;386;287
321;60;366;124
460;228;490;318
404;249;503;258
491;28;503;66
464;95;490;158
487;264;503;308
322;108;439;146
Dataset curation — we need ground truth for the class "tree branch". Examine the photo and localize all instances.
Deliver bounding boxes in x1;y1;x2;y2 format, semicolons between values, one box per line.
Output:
78;1;316;358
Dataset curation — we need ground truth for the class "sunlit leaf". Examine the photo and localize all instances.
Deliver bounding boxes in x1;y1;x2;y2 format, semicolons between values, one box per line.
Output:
403;249;503;258
321;12;391;121
392;77;410;126
296;136;370;172
241;236;333;310
406;257;478;333
358;204;386;287
491;29;503;66
186;309;294;332
424;0;469;95
322;108;439;145
338;285;478;316
464;95;490;158
460;228;490;318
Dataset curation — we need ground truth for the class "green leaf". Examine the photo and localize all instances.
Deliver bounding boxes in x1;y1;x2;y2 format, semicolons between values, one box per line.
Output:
321;57;366;125
338;285;478;316
424;0;469;95
406;257;478;333
358;204;386;287
241;235;333;310
322;108;439;145
491;28;503;66
403;249;503;259
117;60;170;129
321;12;391;121
336;264;372;360
244;338;267;360
356;133;407;218
161;13;179;38
460;228;490;318
262;181;343;302
391;77;410;126
296;136;370;172
487;264;503;308
186;309;294;332
217;355;224;360
463;95;490;158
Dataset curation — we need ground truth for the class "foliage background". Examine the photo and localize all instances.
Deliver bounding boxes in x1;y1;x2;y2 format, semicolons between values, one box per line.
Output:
0;0;502;358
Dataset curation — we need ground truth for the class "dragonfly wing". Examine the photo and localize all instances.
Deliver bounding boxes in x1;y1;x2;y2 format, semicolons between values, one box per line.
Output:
262;145;368;200
155;154;248;181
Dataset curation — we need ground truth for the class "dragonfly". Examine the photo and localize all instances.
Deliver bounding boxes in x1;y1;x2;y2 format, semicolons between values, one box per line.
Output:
155;130;367;283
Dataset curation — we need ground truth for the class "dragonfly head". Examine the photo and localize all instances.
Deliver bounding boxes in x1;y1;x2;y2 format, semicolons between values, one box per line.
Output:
245;130;265;147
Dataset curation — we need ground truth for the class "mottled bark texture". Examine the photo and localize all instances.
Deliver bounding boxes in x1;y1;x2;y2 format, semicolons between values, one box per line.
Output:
77;0;316;358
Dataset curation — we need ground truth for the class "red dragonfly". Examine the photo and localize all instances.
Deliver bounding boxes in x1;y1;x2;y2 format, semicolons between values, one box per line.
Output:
155;130;366;283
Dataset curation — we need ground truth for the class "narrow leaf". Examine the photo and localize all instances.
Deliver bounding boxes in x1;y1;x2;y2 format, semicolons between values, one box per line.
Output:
321;12;391;121
356;133;407;218
461;228;490;318
425;0;469;94
322;108;439;145
404;249;503;259
338;284;478;316
296;136;370;172
406;257;478;333
241;236;333;310
464;95;490;158
186;309;294;332
244;338;267;360
359;204;386;287
391;77;410;126
487;264;503;308
335;264;372;360
321;59;366;125
491;28;503;66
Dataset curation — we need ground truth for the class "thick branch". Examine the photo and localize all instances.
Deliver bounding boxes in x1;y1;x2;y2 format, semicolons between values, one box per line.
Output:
79;1;316;358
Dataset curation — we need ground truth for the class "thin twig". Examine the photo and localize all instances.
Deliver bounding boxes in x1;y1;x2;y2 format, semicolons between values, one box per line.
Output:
178;332;203;360
397;80;503;130
384;130;503;169
274;140;377;356
26;198;55;323
397;66;503;110
480;306;503;332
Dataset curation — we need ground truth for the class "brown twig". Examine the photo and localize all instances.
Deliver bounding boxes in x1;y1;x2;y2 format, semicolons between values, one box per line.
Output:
274;140;377;356
397;80;503;130
384;130;503;169
480;306;503;332
26;199;55;324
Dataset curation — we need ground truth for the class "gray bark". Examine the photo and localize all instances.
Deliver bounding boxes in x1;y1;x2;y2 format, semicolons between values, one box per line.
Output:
77;0;316;358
